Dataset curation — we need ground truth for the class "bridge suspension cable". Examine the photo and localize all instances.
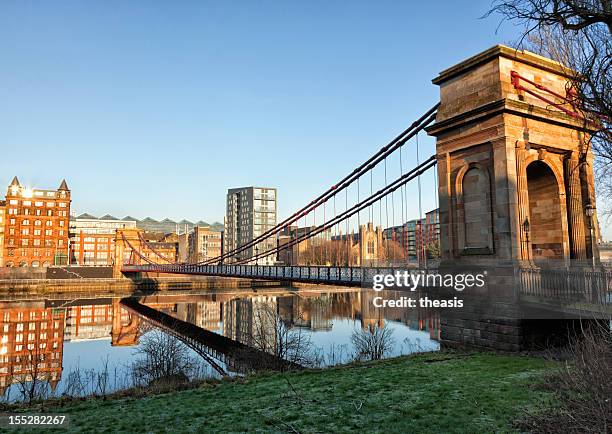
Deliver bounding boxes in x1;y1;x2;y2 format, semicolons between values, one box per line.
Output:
120;233;170;266
233;156;437;265
137;232;174;263
197;102;440;266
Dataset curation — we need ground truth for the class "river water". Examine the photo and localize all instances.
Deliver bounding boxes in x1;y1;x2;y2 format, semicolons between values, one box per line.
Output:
0;286;439;400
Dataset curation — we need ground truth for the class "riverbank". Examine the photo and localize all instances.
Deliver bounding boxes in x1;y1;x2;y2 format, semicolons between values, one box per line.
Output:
8;351;556;433
0;276;283;294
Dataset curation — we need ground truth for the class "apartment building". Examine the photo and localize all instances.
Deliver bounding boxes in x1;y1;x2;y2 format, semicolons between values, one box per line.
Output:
225;187;277;265
187;226;223;263
3;177;70;267
0;201;5;267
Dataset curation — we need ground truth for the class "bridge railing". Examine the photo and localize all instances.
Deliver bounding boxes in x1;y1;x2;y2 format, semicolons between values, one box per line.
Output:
519;267;612;305
123;263;406;285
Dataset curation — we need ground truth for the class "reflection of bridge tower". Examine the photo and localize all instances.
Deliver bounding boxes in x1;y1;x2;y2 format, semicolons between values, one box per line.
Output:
427;45;601;350
111;298;140;346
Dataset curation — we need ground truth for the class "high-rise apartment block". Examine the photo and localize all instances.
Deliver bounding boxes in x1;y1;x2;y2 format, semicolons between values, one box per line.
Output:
225;187;277;265
3;177;71;267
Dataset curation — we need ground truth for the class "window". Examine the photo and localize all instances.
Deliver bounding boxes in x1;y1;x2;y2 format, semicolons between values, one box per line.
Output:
34;220;41;226
23;201;31;206
22;219;29;225
10;218;15;225
21;239;28;246
46;220;52;226
35;201;43;207
21;228;29;235
46;202;54;207
34;230;41;237
47;210;53;216
45;230;53;236
9;200;17;205
59;202;67;208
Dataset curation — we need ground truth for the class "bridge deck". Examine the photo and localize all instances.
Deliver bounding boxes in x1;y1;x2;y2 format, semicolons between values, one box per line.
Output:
121;264;402;286
120;297;303;373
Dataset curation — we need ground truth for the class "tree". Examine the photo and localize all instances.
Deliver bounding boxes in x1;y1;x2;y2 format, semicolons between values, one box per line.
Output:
489;0;612;216
426;241;441;259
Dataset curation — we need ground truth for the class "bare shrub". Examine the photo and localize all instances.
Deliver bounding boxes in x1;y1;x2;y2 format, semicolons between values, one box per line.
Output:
351;324;395;361
130;330;198;388
12;346;56;404
519;320;611;433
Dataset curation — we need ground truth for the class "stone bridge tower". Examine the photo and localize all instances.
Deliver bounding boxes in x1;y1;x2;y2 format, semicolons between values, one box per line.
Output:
427;45;599;268
426;45;601;350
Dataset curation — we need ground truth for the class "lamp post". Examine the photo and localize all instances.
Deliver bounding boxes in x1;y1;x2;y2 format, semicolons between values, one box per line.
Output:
585;203;597;303
585;204;596;271
255;245;259;267
522;217;531;262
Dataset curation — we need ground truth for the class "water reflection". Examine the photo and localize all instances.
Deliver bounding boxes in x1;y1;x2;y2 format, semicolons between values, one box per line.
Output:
0;288;440;399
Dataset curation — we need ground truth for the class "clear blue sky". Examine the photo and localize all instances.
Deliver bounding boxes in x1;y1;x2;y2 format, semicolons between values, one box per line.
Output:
2;1;567;231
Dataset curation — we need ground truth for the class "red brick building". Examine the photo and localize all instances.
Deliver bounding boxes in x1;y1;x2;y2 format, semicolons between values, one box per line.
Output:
3;177;71;267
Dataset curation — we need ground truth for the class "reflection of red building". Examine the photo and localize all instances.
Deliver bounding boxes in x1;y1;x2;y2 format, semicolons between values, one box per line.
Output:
0;303;65;395
65;303;114;341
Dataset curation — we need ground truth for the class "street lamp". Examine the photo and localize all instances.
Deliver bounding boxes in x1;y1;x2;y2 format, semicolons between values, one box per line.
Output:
255;245;259;267
522;217;531;261
585;204;596;270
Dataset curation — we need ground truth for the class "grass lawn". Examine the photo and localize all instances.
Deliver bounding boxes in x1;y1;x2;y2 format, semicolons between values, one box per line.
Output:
9;351;555;433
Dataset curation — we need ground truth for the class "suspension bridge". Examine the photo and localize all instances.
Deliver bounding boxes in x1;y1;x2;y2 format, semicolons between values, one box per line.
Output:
118;46;610;350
